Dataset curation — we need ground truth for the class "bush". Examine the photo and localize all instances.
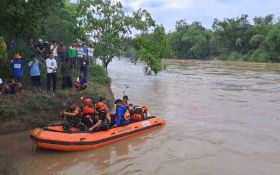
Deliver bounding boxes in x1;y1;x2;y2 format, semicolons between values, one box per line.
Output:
24;94;55;111
248;49;270;62
88;65;111;85
227;52;244;61
0;105;20;120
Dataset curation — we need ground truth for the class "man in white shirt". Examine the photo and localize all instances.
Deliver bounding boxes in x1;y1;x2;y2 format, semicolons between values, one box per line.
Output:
0;77;3;94
46;53;57;92
50;41;59;63
88;45;95;65
76;44;84;68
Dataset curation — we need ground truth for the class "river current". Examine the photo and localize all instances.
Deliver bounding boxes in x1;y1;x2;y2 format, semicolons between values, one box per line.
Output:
1;59;280;175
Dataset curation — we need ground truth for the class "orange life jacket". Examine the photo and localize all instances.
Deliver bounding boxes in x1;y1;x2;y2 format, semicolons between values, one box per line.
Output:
123;110;130;121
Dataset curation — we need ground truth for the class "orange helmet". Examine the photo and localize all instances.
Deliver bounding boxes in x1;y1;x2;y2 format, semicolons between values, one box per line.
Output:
95;102;106;111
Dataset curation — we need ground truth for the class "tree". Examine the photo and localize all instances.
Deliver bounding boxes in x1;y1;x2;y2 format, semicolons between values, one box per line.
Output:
0;0;63;40
133;26;168;75
41;2;84;44
77;0;155;70
167;21;210;59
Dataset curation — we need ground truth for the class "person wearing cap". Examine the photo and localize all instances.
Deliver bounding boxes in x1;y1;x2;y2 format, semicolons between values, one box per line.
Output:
46;53;57;93
113;99;130;127
11;53;24;82
90;98;111;132
28;55;42;89
122;95;129;106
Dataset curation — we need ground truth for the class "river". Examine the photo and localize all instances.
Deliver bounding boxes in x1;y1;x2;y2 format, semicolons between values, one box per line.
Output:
1;59;280;175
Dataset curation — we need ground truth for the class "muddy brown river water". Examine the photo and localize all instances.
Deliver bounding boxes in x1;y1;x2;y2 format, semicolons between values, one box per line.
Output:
1;59;280;175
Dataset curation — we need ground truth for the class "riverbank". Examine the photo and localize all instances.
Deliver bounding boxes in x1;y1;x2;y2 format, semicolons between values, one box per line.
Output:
0;65;114;134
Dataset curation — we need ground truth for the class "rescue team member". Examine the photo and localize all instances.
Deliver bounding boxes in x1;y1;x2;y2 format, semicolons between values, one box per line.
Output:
130;105;149;122
89;104;110;132
80;97;95;129
113;99;130;127
62;105;84;132
122;95;129;106
94;97;111;130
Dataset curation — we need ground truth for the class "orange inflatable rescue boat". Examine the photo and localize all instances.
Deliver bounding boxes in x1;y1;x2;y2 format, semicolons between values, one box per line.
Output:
30;117;165;151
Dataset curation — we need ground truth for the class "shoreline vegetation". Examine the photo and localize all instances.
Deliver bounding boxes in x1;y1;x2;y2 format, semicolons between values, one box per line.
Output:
124;14;280;65
0;65;114;134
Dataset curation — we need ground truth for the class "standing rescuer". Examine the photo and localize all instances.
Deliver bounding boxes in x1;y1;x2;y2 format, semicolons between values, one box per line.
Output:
122;95;129;106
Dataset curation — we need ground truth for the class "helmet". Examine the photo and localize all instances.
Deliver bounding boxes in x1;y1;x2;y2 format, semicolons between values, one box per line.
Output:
83;106;94;114
83;98;92;106
95;102;106;110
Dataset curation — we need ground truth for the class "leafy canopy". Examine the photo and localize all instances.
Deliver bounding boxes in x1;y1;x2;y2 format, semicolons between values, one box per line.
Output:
77;0;155;69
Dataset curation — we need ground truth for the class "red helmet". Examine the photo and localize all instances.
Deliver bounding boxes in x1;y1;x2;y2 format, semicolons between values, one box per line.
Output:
83;106;94;114
95;102;106;110
83;98;92;106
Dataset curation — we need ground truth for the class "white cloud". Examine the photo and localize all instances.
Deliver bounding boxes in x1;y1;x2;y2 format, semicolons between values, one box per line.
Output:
119;0;280;31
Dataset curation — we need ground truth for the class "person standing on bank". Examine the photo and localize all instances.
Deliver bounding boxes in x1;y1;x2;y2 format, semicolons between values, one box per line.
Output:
50;41;59;64
28;55;42;90
46;53;57;93
11;53;24;82
87;45;94;65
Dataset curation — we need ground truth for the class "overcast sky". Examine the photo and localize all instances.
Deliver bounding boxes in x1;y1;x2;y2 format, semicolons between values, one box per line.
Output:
120;0;280;31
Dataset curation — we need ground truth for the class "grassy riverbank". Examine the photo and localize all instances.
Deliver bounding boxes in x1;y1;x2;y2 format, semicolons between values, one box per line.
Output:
0;65;114;134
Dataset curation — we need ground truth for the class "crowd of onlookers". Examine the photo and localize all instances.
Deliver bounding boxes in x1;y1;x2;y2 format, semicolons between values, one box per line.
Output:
0;39;95;95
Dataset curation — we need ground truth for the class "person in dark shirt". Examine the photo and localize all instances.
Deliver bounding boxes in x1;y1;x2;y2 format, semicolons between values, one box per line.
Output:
36;39;46;59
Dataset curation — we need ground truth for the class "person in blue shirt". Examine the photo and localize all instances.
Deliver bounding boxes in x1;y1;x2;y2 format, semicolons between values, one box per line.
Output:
11;53;24;82
82;43;88;56
28;55;41;88
80;55;89;79
113;99;131;127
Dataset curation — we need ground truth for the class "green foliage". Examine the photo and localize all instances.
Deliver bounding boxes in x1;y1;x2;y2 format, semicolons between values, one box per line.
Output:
88;65;111;85
166;14;280;63
167;22;210;59
0;37;7;59
24;94;54;111
0;0;64;39
263;25;280;62
42;2;83;44
77;0;155;69
248;49;270;62
0;105;21;120
11;39;29;61
133;26;167;74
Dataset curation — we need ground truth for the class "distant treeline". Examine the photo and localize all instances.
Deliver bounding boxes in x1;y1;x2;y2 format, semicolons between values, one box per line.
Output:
167;14;280;62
